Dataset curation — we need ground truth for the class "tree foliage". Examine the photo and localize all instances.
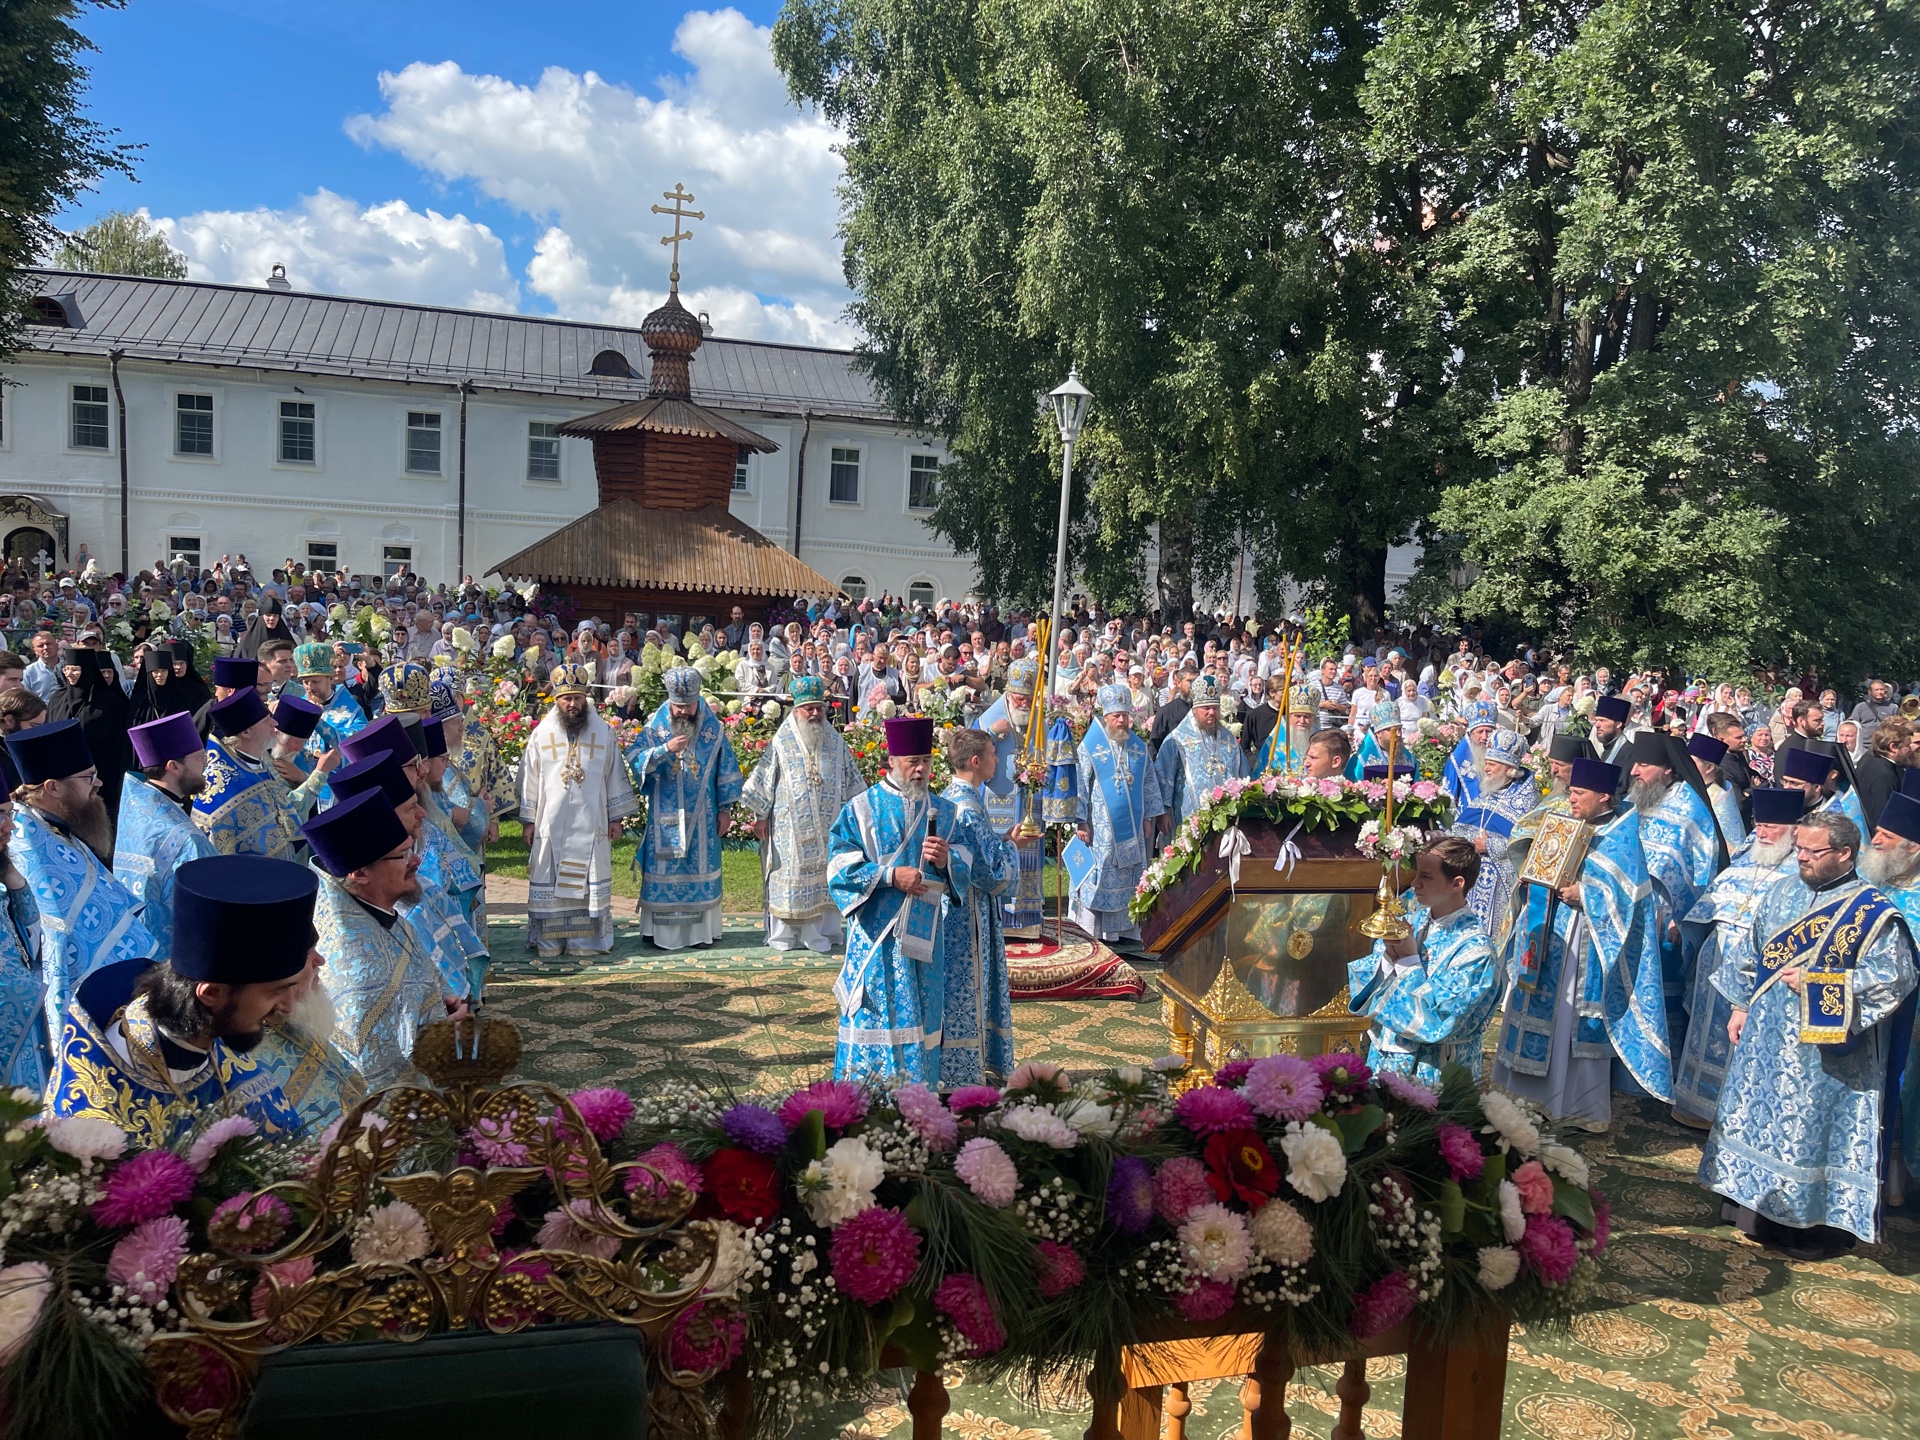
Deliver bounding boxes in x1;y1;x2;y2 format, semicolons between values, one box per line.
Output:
54;208;184;278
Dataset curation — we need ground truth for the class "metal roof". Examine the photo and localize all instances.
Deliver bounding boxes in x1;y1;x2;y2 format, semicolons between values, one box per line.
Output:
491;499;842;598
13;269;891;421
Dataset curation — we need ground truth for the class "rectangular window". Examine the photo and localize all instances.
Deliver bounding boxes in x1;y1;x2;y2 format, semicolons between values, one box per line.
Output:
71;385;109;449
733;444;752;491
908;453;940;510
829;445;861;504
279;400;316;463
527;421;561;481
405;411;442;474
382;544;412;579
175;393;214;455
307;541;338;573
167;536;202;570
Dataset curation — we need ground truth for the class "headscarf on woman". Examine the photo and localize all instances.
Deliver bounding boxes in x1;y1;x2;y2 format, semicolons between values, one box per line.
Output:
47;646;134;816
235;593;286;660
166;638;214;715
129;645;190;725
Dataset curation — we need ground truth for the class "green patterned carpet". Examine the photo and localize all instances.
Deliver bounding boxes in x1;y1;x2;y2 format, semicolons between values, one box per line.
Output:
485;915;1920;1440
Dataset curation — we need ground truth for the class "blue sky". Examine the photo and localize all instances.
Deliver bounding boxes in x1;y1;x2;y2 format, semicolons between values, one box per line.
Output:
66;0;851;342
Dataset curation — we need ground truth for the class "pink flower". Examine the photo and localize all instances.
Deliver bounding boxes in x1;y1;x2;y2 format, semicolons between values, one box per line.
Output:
933;1273;1005;1354
467;1112;532;1167
536;1199;622;1260
1243;1055;1323;1122
1153;1156;1215;1226
1034;1240;1086;1298
92;1149;197;1228
947;1085;1002;1114
1315;778;1345;798
666;1299;747;1373
1308;1051;1372;1096
1175;1085;1256;1136
566;1088;635;1142
1174;1278;1235;1322
778;1080;869;1131
1412;781;1440;801
249;1257;317;1319
208;1192;295;1254
186;1116;258;1173
1210;786;1227;803
1378;1071;1439;1111
1006;1060;1070;1097
829;1206;922;1304
954;1137;1019;1207
1212;1059;1254;1089
894;1084;960;1152
1589;1192;1612;1255
1437;1123;1486;1182
106;1215;190;1303
625;1143;705;1202
1511;1160;1555;1215
1349;1272;1416;1339
1516;1214;1579;1286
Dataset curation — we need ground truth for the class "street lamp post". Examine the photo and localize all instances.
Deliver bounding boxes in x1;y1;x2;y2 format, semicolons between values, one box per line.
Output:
1045;367;1093;694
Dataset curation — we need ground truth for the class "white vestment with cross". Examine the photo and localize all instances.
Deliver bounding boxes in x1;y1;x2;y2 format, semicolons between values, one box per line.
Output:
519;706;638;929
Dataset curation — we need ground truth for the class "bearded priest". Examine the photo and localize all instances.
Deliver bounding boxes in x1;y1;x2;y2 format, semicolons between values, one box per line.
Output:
1154;673;1248;835
521;663;639;958
1073;682;1166;943
627;666;744;951
741;676;866;953
114;712;218;960
828;715;974;1083
973;654;1045;936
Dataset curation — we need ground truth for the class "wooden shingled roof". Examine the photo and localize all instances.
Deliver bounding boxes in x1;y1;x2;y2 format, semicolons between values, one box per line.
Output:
490;499;843;598
556;395;778;451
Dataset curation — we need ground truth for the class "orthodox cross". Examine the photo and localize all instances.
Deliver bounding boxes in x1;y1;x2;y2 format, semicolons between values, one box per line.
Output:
651;183;705;292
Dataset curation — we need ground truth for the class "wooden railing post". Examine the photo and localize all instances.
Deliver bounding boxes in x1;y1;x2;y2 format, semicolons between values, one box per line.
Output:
1330;1357;1369;1440
906;1366;950;1440
1238;1335;1294;1440
1401;1316;1510;1440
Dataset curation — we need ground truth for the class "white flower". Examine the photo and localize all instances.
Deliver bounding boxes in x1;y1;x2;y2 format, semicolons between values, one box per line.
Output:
1248;1198;1314;1266
700;1219;752;1297
1477;1245;1521;1290
1479;1091;1541;1156
490;635;516;660
1150;1055;1189;1073
1497;1180;1527;1242
44;1115;126;1162
1178;1203;1254;1282
1115;1065;1145;1086
761;700;782;721
0;1262;50;1363
8;1087;37;1106
350;1201;432;1265
998;1104;1080;1149
803;1137;884;1227
1539;1142;1590;1189
1280;1121;1347;1202
1055;1097;1118;1137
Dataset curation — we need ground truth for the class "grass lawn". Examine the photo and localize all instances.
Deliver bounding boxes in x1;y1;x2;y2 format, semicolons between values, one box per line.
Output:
485;822;1073;916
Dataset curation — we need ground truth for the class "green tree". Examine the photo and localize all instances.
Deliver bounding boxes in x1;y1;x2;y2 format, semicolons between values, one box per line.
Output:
0;1;134;355
54;208;185;278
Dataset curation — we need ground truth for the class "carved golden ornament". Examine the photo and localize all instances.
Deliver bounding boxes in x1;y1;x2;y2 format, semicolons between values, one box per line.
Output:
146;1016;725;1440
1358;873;1413;942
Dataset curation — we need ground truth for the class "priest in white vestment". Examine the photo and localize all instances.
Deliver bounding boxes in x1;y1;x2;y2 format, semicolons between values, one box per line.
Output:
520;663;638;958
742;675;866;952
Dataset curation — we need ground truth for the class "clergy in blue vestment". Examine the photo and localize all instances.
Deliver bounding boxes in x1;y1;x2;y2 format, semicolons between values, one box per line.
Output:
1779;743;1869;834
1627;733;1724;1065
1348;836;1500;1084
1699;809;1915;1257
5;720;158;1066
1072;683;1166;942
1441;699;1500;812
295;640;368;762
0;783;47;1090
829;715;975;1083
430;678;491;855
1448;729;1539;944
1493;756;1663;1127
194;688;315;860
1154;674;1249;834
1686;732;1748;851
114;712;218;961
627;666;745;950
378;659;434;721
1670;787;1802;1129
742;676;867;952
45;855;315;1148
303;789;452;1093
972;654;1045;935
447;677;511;847
1504;734;1590;890
937;726;1016;1085
268;692;339;816
1861;793;1920;1189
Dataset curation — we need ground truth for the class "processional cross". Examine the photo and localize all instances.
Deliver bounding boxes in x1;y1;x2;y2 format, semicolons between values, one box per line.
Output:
651;183;705;293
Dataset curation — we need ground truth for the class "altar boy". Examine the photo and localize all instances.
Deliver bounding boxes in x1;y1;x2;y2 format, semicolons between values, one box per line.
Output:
1347;836;1501;1083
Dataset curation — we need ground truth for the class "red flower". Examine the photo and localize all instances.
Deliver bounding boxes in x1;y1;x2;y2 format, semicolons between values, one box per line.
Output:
1203;1128;1280;1210
702;1148;781;1226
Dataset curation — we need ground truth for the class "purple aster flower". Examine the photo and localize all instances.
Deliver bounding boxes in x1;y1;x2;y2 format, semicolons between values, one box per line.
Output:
1106;1155;1155;1234
1243;1054;1324;1122
1212;1059;1255;1088
1437;1122;1485;1182
720;1102;789;1154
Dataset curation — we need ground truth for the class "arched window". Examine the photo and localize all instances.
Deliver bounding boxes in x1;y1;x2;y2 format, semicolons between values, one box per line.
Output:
840;575;868;602
907;580;936;610
29;297;72;327
588;349;634;378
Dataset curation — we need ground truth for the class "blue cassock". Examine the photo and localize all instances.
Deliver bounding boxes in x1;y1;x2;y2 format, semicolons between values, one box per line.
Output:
1497;806;1668;1098
248;1022;366;1134
1349;900;1500;1084
0;887;46;1090
113;776;217;963
440;760;492;855
1698;875;1915;1242
409;796;488;996
626;699;745;924
1709;784;1748;851
12;807;157;1068
1671;839;1796;1124
828;781;974;1083
320;688;370;741
1073;725;1166;933
938;779;1016;1085
972;696;1043;930
1637;781;1723;1061
1820;787;1869;834
46;963;300;1149
1154;713;1249;830
1442;738;1481;812
311;867;446;1093
287;713;345;810
193;737;303;860
1450;777;1540;943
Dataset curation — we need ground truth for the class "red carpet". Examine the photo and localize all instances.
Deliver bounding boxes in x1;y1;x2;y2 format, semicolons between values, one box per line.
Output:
1007;925;1146;1000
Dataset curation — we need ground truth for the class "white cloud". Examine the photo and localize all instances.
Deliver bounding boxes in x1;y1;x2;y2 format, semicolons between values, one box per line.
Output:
153;191;520;312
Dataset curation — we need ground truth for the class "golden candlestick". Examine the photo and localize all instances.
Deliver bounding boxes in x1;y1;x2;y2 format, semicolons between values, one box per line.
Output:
1359;727;1413;940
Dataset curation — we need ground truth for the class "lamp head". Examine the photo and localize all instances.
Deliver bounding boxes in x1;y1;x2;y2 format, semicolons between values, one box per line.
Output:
1049;366;1093;444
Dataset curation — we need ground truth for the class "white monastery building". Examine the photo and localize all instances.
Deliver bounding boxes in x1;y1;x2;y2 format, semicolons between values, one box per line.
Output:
0;269;969;605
